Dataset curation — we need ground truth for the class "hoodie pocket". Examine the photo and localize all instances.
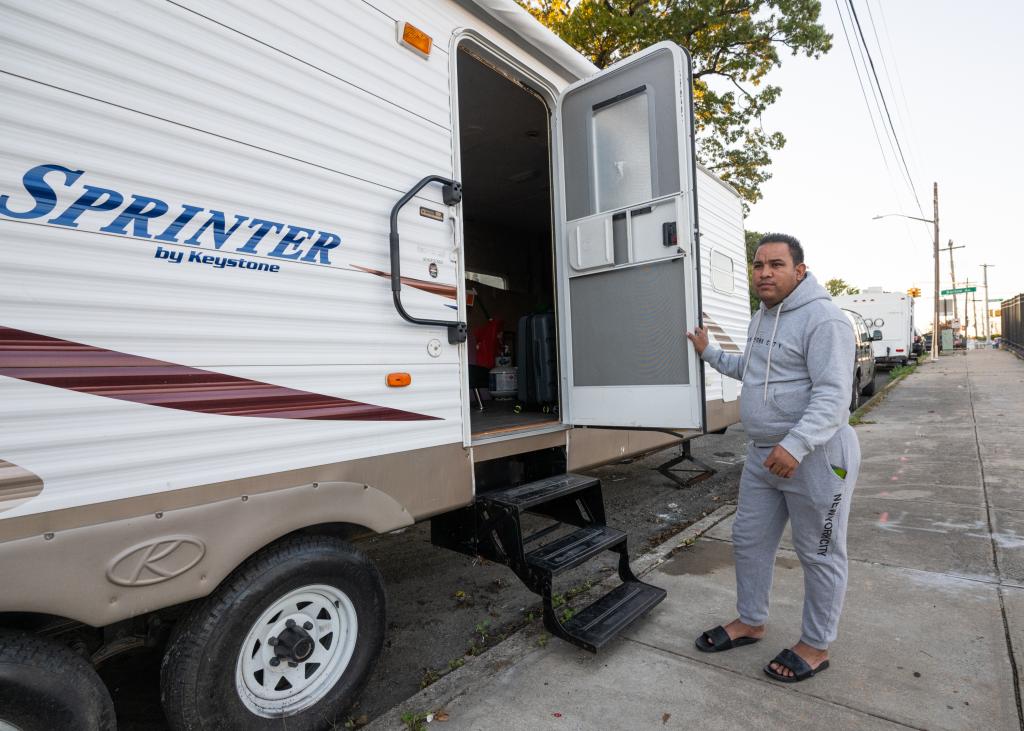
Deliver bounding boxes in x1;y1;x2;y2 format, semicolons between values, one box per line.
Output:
769;382;811;418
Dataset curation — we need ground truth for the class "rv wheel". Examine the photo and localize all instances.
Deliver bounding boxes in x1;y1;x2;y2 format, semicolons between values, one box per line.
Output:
0;629;116;731
160;535;385;731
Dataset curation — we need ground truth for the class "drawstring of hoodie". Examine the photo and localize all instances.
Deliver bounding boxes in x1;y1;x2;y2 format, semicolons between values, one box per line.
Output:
762;302;784;405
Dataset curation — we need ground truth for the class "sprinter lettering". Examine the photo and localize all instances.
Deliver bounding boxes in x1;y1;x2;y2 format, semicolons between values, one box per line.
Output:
0;163;343;266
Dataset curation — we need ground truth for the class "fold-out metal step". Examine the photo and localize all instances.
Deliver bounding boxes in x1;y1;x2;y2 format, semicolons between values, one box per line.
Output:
432;471;665;653
559;580;666;652
526;525;625;575
482;473;600;512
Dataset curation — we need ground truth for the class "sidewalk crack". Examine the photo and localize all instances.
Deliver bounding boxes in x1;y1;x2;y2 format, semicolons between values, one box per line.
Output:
967;356;1024;730
623;637;927;730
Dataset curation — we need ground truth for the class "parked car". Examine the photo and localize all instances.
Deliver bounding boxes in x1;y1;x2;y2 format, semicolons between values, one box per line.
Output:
842;309;881;411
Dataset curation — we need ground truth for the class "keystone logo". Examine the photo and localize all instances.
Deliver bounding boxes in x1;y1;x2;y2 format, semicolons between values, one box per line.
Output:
106;537;206;587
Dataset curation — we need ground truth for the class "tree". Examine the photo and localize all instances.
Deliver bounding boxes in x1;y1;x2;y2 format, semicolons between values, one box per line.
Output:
824;278;860;297
519;0;831;204
745;230;762;312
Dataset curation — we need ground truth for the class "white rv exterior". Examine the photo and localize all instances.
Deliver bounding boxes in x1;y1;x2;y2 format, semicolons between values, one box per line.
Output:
0;1;749;727
833;288;915;366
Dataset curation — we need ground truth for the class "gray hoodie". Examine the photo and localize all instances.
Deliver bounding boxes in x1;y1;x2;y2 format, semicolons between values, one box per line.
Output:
701;271;854;462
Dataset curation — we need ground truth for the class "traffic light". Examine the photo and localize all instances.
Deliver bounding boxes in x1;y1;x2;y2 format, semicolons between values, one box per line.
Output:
907;287;922;297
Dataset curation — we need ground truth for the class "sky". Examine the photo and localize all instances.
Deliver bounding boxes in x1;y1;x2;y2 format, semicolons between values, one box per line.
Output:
743;0;1023;330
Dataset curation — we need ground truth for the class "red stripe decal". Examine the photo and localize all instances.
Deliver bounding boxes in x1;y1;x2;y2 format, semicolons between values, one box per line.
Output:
351;265;457;300
0;327;439;421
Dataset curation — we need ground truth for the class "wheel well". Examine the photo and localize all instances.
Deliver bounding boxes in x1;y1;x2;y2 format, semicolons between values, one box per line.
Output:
291;521;376;543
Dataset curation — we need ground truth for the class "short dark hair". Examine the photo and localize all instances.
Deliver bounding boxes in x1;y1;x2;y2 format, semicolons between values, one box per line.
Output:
756;233;804;266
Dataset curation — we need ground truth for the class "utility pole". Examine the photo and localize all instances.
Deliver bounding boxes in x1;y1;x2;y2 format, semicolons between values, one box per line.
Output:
970;297;981;340
872;183;940;360
962;278;970;341
932;183;940;360
981;264;994;342
939;239;964;330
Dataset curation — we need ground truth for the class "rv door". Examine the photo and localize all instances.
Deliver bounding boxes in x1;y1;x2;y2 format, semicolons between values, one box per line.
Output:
555;42;704;429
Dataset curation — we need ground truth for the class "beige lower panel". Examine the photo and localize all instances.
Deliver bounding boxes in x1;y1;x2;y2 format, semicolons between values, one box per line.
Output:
568;428;688;472
0;480;419;626
471;429;568;463
707;398;741;433
0;442;472;544
566;399;740;471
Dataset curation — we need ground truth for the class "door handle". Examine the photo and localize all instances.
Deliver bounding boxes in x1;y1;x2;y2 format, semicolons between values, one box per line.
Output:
389;175;467;344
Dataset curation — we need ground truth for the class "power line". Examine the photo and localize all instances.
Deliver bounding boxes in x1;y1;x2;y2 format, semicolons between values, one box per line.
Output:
865;0;923;185
843;1;914;194
873;0;925;183
845;0;924;215
833;0;925;257
832;0;901;198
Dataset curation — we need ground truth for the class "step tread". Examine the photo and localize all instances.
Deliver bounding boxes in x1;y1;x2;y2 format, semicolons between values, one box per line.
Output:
562;580;666;651
480;473;599;511
526;525;626;575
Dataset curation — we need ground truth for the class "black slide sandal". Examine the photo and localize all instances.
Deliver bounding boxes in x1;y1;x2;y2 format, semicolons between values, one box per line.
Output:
695;625;760;653
763;648;830;682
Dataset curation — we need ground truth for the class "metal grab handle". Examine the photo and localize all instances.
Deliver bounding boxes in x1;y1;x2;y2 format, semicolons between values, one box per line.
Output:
389;175;466;344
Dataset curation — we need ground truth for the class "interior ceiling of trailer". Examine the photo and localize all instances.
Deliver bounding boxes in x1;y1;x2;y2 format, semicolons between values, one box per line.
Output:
457;50;551;234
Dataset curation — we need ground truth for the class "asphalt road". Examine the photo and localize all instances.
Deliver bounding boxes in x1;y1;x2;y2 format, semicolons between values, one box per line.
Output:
99;426;749;729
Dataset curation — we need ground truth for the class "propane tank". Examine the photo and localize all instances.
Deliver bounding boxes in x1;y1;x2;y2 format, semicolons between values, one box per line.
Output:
489;351;517;399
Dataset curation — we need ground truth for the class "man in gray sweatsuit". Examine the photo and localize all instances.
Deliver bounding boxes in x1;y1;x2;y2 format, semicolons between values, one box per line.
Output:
688;233;859;682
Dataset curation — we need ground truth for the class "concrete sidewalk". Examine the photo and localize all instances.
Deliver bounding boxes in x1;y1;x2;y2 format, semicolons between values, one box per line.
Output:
370;349;1024;730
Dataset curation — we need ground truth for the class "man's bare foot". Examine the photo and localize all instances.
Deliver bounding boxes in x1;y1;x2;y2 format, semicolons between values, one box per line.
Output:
768;641;828;678
699;618;765;649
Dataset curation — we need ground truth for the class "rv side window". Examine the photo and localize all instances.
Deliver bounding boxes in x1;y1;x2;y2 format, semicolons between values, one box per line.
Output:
709;250;734;293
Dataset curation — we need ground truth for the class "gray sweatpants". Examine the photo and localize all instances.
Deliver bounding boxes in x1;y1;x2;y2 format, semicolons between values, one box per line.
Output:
733;424;860;649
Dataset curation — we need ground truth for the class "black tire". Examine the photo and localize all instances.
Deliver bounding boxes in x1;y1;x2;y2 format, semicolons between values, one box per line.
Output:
0;629;116;731
850;376;860;412
861;376;876;397
160;535;385;731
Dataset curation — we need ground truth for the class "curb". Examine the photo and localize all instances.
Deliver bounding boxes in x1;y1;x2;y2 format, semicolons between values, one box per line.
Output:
363;504;738;730
850;363;914;422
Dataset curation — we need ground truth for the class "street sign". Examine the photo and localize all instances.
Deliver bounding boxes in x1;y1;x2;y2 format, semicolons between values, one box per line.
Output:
940;286;977;295
991;297;1003;302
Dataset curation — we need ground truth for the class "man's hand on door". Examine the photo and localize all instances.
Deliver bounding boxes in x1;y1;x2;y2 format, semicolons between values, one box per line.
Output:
687;326;709;355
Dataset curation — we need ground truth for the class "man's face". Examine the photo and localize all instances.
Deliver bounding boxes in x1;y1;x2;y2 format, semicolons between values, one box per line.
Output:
752;242;807;307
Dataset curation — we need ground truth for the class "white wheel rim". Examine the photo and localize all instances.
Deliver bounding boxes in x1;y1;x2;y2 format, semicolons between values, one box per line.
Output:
235;583;359;718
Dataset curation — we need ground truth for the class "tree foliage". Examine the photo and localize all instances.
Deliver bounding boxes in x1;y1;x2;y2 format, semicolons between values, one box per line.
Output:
824;278;860;297
745;229;762;312
519;0;831;204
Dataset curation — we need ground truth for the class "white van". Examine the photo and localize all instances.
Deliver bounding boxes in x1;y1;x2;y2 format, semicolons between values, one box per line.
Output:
0;2;750;728
833;288;915;367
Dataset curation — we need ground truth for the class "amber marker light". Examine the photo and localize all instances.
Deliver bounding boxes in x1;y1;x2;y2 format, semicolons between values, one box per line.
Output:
387;372;412;387
397;21;432;59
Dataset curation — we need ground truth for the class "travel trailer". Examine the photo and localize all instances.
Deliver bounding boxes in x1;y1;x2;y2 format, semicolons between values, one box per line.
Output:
833;288;915;367
0;1;750;728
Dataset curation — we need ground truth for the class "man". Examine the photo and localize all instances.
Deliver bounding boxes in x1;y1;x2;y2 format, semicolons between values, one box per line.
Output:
687;233;860;683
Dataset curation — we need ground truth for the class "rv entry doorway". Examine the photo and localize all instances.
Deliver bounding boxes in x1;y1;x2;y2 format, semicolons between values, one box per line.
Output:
455;46;561;441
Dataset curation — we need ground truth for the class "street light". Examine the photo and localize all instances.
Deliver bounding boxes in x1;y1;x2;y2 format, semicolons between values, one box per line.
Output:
872;182;941;361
